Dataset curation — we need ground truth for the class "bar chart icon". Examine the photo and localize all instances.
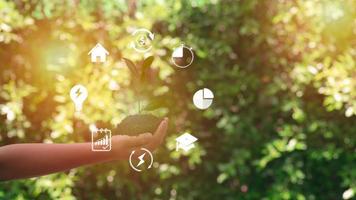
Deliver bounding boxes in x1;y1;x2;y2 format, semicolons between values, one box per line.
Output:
91;128;111;151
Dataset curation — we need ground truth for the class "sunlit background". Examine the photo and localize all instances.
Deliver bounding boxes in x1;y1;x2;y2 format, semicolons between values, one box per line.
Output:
0;0;355;199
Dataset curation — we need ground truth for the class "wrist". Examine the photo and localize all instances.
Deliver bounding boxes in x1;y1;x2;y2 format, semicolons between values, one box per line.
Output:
85;143;116;162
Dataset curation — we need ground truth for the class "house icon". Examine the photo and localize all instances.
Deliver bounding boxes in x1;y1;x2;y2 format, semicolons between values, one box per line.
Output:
88;43;109;63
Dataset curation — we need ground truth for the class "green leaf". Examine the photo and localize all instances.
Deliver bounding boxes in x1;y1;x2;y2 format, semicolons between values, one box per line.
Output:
123;58;139;77
141;56;154;82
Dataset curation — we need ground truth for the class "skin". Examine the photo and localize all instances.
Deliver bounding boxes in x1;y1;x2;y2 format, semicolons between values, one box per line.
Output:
0;118;168;181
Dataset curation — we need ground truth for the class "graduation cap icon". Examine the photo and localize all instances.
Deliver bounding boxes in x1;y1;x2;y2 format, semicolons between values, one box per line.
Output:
175;133;198;152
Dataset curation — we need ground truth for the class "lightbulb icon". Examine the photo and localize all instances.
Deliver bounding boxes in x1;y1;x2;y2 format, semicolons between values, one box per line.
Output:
70;84;88;112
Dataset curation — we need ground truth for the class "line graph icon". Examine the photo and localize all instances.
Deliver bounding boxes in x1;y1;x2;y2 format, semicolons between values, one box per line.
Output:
91;128;111;151
94;134;109;146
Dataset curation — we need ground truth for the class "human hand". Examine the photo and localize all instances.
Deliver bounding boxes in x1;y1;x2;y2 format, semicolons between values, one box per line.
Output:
144;117;169;152
111;118;168;160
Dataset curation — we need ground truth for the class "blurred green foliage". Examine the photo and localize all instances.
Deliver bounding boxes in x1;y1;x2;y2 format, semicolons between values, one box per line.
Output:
0;0;355;199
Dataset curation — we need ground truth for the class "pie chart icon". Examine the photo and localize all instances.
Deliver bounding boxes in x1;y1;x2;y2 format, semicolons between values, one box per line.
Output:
193;88;214;110
171;44;194;68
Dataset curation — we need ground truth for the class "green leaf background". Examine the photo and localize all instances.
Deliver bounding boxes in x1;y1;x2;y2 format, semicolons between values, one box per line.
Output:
0;0;355;199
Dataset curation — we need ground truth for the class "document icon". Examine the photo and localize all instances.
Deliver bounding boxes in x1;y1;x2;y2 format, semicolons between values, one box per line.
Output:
91;128;111;151
175;133;198;152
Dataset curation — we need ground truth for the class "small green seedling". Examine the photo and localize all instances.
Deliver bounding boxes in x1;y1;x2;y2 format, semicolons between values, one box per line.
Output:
115;56;162;136
122;56;154;113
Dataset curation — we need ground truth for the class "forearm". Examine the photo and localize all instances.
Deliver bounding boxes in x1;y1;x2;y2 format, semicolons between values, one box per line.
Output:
0;143;113;181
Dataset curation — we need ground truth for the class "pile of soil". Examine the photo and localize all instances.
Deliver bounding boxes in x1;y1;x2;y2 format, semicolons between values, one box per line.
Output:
115;114;162;136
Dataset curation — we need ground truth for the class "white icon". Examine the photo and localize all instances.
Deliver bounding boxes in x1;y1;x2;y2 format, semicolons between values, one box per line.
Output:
193;88;214;110
70;84;88;112
176;133;198;152
88;43;109;63
172;44;194;68
91;128;111;151
129;148;153;172
131;28;154;53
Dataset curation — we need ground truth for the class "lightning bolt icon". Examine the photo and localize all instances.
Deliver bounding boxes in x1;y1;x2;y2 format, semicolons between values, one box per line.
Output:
75;88;82;98
136;153;146;167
